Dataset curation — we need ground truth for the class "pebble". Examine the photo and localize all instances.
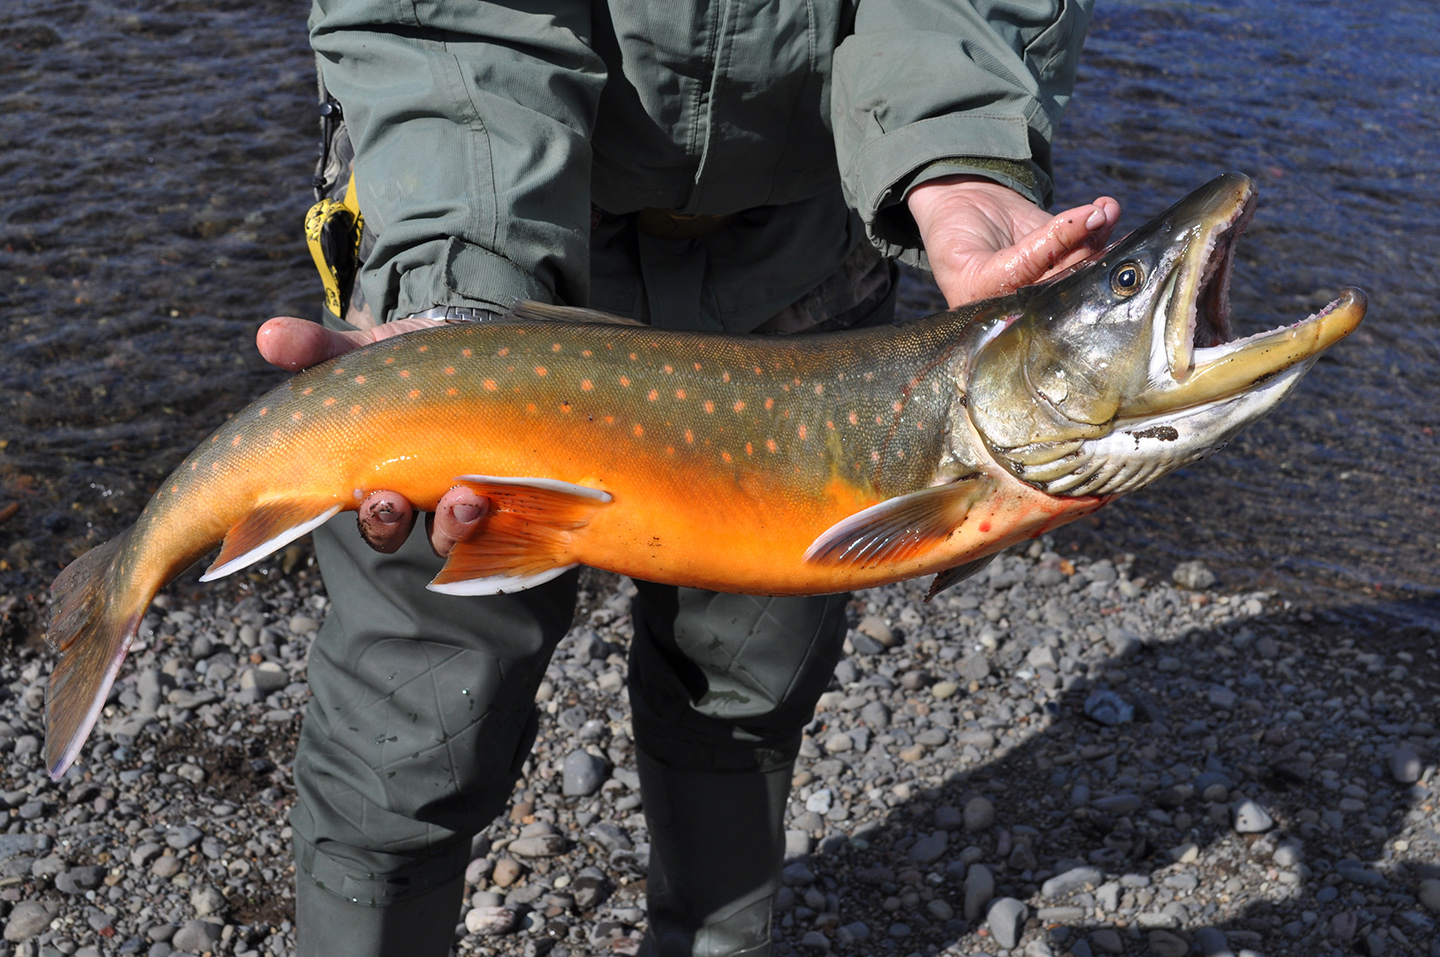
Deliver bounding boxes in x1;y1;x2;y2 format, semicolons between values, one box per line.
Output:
1389;747;1422;783
489;857;523;888
1041;866;1102;899
907;830;947;864
466;906;519;935
165;825;204;850
190;883;226;916
561;749;608;796
985;897;1028;950
798;930;830;952
3;900;53;941
1230;797;1274;833
171;919;222;953
1418;878;1440;914
1172;560;1216;590
152;855;184;879
2;537;1435;957
964;864;994;922
1083;690;1133;726
962;796;994;831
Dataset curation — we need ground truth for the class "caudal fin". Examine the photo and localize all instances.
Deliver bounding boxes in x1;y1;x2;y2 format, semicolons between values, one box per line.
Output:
44;533;145;779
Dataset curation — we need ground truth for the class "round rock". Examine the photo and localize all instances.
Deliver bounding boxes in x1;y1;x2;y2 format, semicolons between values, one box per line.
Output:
963;796;995;832
1172;561;1216;590
1389;748;1422;784
465;905;519;936
561;749;608;797
172;920;222;953
1418;878;1440;914
190;884;226;916
3;901;54;942
986;897;1029;950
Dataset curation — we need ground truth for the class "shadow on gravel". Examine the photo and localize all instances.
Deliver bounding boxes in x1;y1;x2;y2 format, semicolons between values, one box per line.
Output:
793;596;1440;957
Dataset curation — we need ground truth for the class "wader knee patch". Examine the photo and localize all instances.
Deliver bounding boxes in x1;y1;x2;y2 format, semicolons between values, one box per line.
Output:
294;831;469;908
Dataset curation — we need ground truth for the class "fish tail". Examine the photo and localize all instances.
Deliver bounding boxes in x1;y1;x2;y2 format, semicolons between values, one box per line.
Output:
44;531;147;779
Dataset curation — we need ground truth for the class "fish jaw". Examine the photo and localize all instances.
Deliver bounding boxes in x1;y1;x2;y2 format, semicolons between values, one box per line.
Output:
966;174;1366;499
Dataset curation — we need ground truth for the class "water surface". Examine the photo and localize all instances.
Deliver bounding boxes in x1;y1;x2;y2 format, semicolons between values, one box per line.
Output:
3;0;1436;619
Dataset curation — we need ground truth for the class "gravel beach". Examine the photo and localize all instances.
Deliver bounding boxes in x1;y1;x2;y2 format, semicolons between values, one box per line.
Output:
1;541;1437;957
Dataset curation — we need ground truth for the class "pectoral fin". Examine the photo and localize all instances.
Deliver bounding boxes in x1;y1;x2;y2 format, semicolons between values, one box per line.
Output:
200;502;341;581
428;475;612;596
803;477;994;569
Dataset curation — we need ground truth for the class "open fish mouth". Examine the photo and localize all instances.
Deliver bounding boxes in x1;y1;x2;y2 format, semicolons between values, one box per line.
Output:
1135;175;1364;416
994;173;1367;499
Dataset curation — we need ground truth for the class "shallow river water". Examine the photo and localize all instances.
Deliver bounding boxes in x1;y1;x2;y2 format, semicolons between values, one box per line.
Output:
3;0;1437;623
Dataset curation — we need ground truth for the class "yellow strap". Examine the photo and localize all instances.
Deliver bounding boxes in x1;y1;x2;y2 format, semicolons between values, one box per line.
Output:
342;170;361;217
304;172;364;317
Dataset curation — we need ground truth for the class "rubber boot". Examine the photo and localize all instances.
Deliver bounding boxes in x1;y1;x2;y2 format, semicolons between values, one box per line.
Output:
295;871;464;957
636;748;794;957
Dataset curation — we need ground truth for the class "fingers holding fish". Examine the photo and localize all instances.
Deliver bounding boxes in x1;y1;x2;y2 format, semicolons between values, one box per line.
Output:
356;491;417;553
256;315;446;372
356;487;490;556
425;486;492;559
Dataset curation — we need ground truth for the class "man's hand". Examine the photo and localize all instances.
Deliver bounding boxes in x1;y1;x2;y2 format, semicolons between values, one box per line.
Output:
257;315;489;556
907;175;1121;307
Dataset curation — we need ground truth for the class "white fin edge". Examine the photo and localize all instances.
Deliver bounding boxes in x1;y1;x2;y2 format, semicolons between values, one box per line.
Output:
198;505;342;582
426;564;578;596
455;474;613;502
50;652;126;780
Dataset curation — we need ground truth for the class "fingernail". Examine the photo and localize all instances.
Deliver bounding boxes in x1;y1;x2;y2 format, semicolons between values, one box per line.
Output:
369;502;403;525
1085;208;1106;230
450;504;482;524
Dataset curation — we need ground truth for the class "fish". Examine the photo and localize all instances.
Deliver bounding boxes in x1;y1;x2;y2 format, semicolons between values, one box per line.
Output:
43;173;1365;777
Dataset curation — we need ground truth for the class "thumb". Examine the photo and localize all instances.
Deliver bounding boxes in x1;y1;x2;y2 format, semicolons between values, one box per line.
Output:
256;316;368;372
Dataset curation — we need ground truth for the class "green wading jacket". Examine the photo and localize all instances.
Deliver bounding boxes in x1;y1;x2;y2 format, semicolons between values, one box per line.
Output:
309;0;1094;332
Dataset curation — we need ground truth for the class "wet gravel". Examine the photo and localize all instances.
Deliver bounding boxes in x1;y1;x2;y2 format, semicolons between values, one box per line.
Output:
3;543;1437;957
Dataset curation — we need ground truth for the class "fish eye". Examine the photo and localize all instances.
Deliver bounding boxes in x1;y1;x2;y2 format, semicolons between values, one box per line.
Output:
1110;261;1145;297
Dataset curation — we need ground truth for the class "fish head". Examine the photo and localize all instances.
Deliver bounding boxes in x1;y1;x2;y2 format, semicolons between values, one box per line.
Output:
966;172;1365;497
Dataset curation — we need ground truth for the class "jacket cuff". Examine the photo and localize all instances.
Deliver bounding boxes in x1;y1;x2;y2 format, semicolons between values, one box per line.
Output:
847;113;1054;269
370;237;555;320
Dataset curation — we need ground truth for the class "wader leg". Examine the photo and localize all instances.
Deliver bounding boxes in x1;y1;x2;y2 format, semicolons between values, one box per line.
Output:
628;584;850;957
296;870;465;957
291;515;577;955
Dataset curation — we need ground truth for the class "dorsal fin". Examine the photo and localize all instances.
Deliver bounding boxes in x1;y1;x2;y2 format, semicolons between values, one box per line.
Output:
506;300;647;327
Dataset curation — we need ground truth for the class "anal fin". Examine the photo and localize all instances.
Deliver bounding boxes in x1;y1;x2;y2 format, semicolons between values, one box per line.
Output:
428;475;612;596
200;502;341;581
803;477;994;569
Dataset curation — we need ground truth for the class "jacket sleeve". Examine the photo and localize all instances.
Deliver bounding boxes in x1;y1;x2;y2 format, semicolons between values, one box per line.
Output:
831;0;1094;267
309;0;605;321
